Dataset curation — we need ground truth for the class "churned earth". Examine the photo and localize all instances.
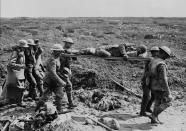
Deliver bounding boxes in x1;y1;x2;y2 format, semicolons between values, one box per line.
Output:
0;17;186;131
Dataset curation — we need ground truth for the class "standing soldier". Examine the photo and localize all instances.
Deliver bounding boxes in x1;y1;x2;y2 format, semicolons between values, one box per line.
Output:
25;39;38;100
41;44;68;114
140;46;159;116
148;46;173;124
60;37;77;109
0;40;28;107
33;39;44;97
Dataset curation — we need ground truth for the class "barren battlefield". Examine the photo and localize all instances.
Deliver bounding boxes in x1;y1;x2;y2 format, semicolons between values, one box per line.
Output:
0;17;186;131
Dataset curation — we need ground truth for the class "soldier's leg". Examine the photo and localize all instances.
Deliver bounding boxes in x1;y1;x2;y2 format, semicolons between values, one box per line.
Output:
33;68;44;97
153;91;172;123
53;86;68;113
64;77;77;108
140;85;151;116
146;91;155;113
15;79;26;107
148;91;160;124
150;91;171;124
26;66;38;100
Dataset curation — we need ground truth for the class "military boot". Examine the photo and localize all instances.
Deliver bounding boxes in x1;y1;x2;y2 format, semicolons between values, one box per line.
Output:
55;96;72;114
66;92;77;109
37;84;44;97
31;88;39;101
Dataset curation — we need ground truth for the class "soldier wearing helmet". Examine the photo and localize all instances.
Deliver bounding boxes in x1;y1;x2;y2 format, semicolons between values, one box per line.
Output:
148;46;172;124
0;40;28;107
24;39;39;100
150;46;159;58
41;44;70;114
59;37;77;109
140;46;160;116
33;39;44;97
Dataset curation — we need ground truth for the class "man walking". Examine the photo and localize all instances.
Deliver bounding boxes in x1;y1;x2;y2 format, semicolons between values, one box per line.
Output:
33;39;44;97
59;37;77;109
140;46;159;116
25;39;39;100
148;46;173;124
41;44;68;114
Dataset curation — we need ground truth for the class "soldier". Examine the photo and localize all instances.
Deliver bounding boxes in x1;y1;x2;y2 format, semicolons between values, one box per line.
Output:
0;40;28;107
59;37;77;109
79;43;148;59
41;44;69;114
25;39;38;100
140;46;159;116
148;46;173;124
33;39;44;97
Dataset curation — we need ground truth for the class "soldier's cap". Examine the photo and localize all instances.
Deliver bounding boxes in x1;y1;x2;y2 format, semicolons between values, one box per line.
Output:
51;44;64;51
124;43;135;47
27;39;36;46
138;44;147;51
159;46;171;56
18;39;29;48
63;37;74;44
150;46;159;52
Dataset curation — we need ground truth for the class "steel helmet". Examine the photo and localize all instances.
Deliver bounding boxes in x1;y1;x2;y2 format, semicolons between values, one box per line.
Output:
63;37;74;44
27;39;36;46
150;46;159;52
18;39;29;48
51;44;64;51
159;46;171;56
138;44;147;52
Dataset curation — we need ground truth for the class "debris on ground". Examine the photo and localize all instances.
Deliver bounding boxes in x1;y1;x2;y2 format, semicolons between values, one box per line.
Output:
75;89;121;111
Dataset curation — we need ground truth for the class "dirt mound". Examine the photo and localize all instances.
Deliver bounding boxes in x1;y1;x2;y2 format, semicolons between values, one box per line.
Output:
71;65;98;89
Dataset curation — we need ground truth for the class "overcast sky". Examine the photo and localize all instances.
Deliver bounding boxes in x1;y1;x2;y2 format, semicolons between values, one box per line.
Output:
1;0;186;17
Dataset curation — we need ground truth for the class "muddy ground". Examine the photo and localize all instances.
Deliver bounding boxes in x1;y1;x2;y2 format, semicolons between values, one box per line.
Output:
0;17;186;131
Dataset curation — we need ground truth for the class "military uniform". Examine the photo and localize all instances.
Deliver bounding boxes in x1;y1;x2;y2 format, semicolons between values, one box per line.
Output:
42;45;66;112
79;43;147;58
140;59;154;115
59;50;75;107
25;45;38;99
33;46;44;96
25;39;44;99
148;58;172;123
0;40;28;106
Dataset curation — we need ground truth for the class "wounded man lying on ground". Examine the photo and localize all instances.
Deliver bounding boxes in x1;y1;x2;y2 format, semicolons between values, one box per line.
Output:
78;43;148;59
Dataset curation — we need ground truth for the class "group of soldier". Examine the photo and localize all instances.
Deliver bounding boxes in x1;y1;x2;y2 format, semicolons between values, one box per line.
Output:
0;37;172;125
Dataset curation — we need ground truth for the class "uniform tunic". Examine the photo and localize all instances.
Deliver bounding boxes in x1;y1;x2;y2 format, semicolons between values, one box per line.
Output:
42;56;66;110
148;58;172;115
0;51;26;103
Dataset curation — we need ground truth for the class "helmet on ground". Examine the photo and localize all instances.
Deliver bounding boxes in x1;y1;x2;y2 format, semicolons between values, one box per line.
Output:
159;46;171;56
51;44;64;51
150;46;159;52
17;39;29;48
63;37;74;44
27;39;36;46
